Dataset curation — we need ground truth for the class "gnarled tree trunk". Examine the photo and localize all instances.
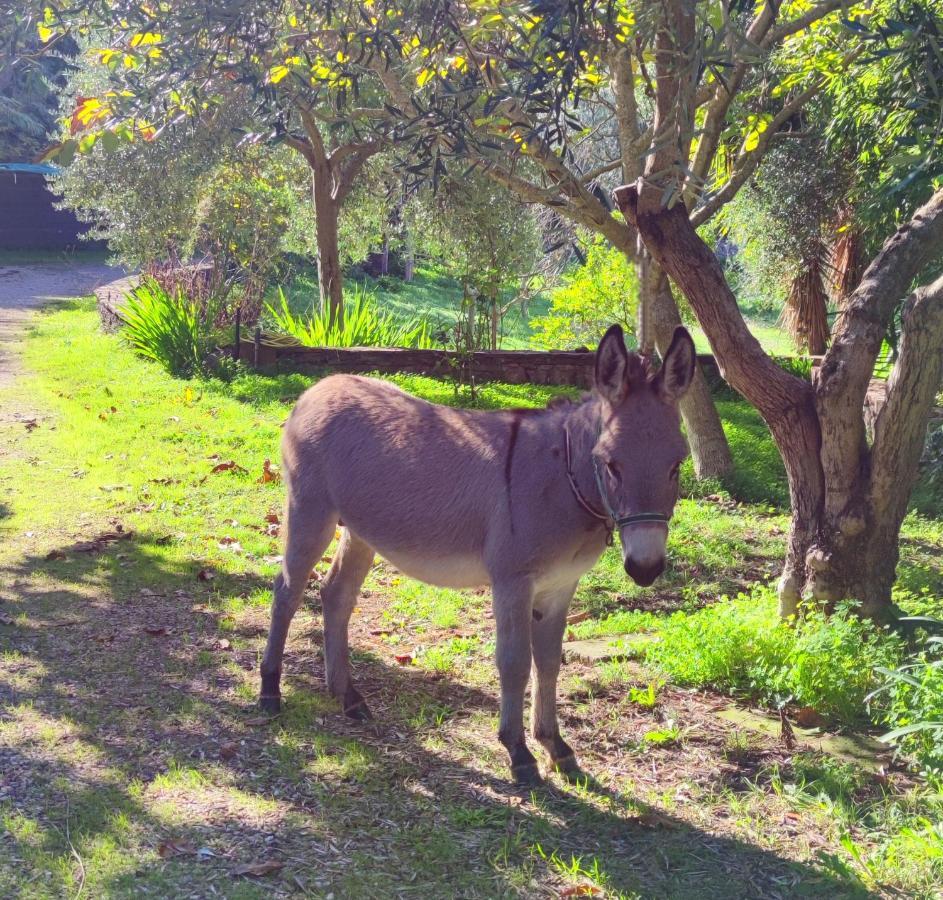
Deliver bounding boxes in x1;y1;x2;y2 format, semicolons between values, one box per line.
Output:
311;166;343;323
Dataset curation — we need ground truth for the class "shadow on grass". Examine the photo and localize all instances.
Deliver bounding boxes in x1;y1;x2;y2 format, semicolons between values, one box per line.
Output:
0;533;879;898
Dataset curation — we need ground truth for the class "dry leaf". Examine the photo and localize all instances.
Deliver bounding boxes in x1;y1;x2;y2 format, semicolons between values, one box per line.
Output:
265;512;280;524
560;887;601;897
257;459;281;484
219;741;238;759
24;420;39;431
794;706;826;729
635;811;677;829
393;653;413;666
211;460;248;475
215;638;232;651
144;625;171;636
245;716;274;726
197;569;215;581
45;549;67;560
566;611;591;625
0;614;14;626
233;860;283;877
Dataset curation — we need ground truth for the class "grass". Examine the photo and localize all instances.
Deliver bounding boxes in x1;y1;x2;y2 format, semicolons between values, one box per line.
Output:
0;299;941;897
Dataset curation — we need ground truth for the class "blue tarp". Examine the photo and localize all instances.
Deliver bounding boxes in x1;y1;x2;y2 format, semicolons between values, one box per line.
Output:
0;162;59;175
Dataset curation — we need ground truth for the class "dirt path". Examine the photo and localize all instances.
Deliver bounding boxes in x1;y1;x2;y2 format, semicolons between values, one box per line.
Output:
0;261;125;390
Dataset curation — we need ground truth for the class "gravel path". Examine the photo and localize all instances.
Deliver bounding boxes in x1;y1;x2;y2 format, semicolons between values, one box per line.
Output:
0;261;125;389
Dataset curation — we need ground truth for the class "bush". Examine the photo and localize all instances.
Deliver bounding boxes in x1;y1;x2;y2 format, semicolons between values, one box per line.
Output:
645;587;903;725
871;618;943;780
121;278;205;378
267;284;434;349
531;235;638;349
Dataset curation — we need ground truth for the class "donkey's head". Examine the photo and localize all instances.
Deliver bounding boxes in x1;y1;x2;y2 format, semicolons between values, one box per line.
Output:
592;324;696;586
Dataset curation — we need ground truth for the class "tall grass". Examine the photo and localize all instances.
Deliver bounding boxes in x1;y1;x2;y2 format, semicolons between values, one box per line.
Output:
267;283;434;349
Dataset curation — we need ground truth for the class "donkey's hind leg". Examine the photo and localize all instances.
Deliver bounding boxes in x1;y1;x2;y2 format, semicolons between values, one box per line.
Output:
260;500;337;713
321;528;375;720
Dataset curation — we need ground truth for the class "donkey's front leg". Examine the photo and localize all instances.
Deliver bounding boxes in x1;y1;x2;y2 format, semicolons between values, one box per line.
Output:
492;575;540;785
531;583;580;777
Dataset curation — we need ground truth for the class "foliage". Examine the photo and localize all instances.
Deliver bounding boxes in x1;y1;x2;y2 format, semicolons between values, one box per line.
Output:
646;588;904;725
871;618;943;780
120;278;205;377
266;284;433;349
0;11;77;159
531;234;638;350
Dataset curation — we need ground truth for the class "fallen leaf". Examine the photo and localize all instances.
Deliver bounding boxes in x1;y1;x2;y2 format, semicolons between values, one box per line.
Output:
370;628;393;636
233;860;283;877
215;638;232;651
634;811;677;829
566;611;591;625
265;512;280;524
794;706;826;729
560;887;601;897
245;716;275;726
45;549;67;560
197;569;215;581
24;420;39;431
393;653;413;666
157;840;197;858
143;625;171;636
219;741;238;759
0;614;14;626
257;459;281;484
211;460;248;475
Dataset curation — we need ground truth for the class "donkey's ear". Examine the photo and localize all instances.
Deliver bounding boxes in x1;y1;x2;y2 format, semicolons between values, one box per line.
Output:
655;326;696;403
595;324;630;404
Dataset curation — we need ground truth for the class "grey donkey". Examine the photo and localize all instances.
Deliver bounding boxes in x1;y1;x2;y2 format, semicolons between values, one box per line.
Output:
260;324;696;783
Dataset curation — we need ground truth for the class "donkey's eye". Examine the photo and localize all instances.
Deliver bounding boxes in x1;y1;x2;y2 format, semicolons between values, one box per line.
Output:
606;461;622;481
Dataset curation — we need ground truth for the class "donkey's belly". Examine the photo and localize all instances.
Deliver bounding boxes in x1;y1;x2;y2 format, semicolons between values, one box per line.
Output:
377;548;490;590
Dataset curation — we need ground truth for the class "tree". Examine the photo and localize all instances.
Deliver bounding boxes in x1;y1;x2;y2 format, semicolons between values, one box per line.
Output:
408;173;542;350
613;0;943;618
46;1;413;321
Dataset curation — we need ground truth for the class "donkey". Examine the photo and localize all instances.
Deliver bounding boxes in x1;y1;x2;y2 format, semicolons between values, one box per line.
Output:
260;324;695;783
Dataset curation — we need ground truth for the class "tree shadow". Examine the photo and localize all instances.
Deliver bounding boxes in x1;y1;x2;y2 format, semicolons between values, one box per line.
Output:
0;537;882;898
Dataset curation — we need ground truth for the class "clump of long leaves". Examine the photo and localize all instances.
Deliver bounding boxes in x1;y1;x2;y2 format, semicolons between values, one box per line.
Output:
870;617;943;781
122;277;205;378
267;284;433;349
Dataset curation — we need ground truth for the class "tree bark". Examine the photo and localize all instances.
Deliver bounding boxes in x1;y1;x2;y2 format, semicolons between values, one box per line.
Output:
311;167;343;323
649;269;733;479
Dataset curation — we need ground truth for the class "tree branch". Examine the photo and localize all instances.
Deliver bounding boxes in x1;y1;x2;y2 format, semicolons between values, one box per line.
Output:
580;159;622;185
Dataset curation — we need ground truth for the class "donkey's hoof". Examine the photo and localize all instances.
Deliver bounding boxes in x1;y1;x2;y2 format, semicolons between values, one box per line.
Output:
344;699;373;721
259;695;282;714
511;762;543;786
552;753;582;778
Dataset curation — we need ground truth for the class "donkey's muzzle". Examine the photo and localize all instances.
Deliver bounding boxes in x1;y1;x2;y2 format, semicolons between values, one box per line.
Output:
624;557;665;587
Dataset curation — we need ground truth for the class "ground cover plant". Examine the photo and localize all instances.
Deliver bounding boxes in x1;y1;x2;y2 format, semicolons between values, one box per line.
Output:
1;300;942;897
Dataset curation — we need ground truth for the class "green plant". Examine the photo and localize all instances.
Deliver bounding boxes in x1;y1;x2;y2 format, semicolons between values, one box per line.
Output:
645;587;903;725
121;277;205;377
642;721;682;746
628;682;659;709
531;234;638;350
266;284;433;349
870;617;943;779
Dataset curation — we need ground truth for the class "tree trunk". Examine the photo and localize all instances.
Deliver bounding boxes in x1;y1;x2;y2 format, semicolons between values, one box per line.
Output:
311;168;343;323
648;269;733;479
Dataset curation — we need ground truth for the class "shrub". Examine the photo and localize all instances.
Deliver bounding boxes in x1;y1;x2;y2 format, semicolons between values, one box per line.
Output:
531;234;638;349
871;618;943;780
121;278;205;378
645;587;903;725
267;284;434;349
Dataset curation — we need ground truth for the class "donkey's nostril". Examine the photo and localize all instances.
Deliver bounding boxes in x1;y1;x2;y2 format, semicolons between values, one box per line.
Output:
624;558;665;587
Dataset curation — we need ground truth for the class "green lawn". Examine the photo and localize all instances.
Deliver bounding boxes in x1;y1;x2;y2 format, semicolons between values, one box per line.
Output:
1;300;941;898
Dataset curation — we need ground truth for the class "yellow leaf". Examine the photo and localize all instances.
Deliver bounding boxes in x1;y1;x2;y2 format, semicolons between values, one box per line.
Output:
336;49;347;63
130;32;162;46
416;67;433;87
452;55;467;71
270;65;290;84
38;24;54;42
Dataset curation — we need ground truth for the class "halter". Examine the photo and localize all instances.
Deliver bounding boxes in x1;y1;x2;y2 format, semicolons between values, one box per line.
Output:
563;423;669;547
